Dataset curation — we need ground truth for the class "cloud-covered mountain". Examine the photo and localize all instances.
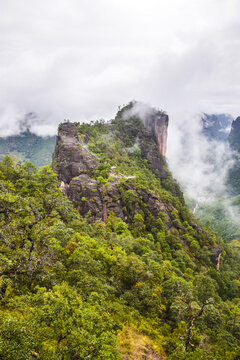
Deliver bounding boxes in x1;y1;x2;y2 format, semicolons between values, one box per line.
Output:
0;113;56;167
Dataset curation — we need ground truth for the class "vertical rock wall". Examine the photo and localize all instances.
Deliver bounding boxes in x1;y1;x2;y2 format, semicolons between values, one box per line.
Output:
229;116;240;151
143;112;169;156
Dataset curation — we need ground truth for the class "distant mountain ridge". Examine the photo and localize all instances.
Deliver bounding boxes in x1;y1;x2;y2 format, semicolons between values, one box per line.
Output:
226;117;240;196
201;113;233;141
229;116;240;151
190;113;240;242
0;128;56;167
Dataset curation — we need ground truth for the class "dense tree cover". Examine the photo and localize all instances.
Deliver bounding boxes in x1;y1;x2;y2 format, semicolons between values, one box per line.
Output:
1;114;240;359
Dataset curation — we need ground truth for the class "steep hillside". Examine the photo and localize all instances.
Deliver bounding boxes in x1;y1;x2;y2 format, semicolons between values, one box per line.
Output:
52;106;181;224
1;104;240;359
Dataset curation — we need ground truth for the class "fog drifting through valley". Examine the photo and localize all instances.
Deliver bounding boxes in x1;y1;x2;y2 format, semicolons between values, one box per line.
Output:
167;112;235;202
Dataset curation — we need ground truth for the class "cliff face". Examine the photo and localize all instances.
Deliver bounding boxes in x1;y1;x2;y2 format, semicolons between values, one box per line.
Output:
143;112;168;156
229;116;240;151
52;103;184;227
52;106;222;269
52;122;99;183
52;121;175;224
116;102;169;157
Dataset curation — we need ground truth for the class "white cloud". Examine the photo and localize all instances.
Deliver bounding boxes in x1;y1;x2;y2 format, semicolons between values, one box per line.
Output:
0;0;240;136
167;112;236;202
1;0;240;205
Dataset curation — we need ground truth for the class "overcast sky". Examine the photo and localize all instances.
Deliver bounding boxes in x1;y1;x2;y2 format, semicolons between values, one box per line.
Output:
1;0;240;137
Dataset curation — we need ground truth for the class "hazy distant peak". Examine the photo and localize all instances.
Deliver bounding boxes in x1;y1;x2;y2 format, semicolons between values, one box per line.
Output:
201;113;233;141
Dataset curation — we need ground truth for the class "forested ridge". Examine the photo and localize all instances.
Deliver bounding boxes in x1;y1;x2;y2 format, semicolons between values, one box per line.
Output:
1;111;240;359
0;129;56;168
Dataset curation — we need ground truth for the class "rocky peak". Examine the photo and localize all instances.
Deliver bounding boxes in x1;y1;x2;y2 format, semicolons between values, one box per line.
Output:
201;113;233;142
230;116;240;133
52;103;185;225
52;120;172;223
143;112;168;156
52;111;220;268
116;101;168;156
229;116;240;151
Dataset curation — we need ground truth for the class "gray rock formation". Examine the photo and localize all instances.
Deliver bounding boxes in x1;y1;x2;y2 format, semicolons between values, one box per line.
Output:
143;112;168;156
229;116;240;151
202;113;233;142
52;115;221;267
116;101;169;157
52;121;173;223
52;122;99;183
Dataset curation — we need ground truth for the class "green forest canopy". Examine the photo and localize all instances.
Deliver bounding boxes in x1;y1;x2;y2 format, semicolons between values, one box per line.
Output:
1;115;240;359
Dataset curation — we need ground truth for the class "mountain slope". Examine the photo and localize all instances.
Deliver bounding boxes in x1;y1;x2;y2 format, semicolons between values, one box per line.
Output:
1;104;240;359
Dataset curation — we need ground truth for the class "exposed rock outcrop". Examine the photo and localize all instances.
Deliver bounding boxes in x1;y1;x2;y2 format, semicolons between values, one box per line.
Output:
52;121;173;223
229;116;240;151
211;246;222;270
52;122;99;183
52;113;221;267
143;112;168;156
116;101;169;157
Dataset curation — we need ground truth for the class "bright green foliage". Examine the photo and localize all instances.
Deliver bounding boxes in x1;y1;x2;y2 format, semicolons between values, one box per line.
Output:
1;110;240;360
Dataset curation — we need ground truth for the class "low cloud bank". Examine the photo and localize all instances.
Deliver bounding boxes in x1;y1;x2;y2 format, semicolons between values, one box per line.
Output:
167;112;236;202
1;1;240;137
